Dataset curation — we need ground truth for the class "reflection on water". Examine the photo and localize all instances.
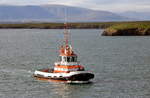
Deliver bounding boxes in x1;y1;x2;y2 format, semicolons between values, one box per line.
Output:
0;29;150;98
50;83;93;98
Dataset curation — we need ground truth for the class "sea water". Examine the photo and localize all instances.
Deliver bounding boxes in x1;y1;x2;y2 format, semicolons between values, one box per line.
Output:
0;29;150;98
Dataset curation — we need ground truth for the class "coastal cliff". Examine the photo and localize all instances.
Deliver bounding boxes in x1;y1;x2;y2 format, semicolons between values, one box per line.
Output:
102;22;150;36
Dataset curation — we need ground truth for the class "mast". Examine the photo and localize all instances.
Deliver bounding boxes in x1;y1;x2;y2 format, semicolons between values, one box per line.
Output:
64;22;69;47
59;7;74;56
64;7;69;47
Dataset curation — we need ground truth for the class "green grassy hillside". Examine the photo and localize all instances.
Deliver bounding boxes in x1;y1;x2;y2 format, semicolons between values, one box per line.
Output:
102;21;150;36
107;21;150;30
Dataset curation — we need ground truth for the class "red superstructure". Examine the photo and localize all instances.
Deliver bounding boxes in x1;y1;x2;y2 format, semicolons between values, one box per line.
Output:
54;23;84;73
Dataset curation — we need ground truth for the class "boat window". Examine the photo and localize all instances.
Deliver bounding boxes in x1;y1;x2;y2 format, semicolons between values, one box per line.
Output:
70;56;77;62
74;56;77;62
67;57;70;62
64;57;67;62
72;57;75;62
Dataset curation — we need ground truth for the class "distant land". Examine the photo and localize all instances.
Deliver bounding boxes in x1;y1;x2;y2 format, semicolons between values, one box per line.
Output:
0;21;150;36
0;4;132;22
0;22;116;29
0;21;149;29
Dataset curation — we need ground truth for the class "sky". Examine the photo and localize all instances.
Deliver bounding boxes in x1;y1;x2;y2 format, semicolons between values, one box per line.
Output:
0;0;150;12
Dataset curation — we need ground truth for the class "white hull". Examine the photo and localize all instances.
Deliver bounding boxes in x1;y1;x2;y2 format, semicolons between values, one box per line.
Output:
34;69;94;83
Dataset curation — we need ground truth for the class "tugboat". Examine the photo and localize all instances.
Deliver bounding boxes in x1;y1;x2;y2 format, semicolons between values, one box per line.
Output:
34;23;94;83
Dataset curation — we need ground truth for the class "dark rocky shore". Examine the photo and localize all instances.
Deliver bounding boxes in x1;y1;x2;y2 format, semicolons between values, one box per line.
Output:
102;28;150;36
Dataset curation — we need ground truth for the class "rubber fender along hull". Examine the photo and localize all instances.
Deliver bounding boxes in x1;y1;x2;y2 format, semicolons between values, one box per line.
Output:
67;73;94;81
34;72;94;83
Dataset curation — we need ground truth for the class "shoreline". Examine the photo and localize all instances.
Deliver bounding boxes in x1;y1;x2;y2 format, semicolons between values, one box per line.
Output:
0;21;130;29
0;21;150;36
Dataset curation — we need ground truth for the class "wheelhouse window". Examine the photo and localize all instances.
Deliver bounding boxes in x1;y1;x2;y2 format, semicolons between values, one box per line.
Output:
74;56;77;62
67;57;70;62
64;57;67;62
72;57;75;62
60;56;77;62
71;56;77;62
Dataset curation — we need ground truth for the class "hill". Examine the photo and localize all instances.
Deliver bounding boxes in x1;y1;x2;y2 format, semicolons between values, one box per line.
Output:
119;11;150;20
0;5;129;22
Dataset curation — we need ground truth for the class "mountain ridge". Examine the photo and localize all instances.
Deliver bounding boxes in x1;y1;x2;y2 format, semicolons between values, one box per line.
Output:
0;4;131;22
119;11;150;20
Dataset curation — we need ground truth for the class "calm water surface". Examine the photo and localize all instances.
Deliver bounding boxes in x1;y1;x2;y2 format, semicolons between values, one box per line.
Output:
0;29;150;98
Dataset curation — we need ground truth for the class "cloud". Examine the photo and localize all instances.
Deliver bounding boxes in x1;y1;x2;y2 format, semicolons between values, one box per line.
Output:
0;0;48;5
47;0;90;6
0;0;88;5
95;4;150;12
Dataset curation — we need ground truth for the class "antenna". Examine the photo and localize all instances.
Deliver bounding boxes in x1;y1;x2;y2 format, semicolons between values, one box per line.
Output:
64;7;69;47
